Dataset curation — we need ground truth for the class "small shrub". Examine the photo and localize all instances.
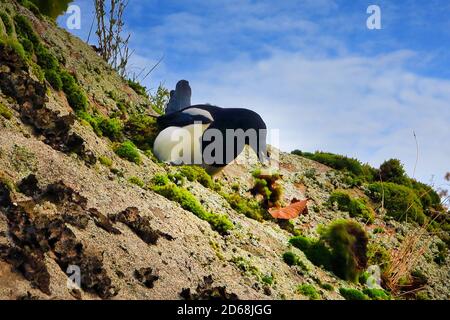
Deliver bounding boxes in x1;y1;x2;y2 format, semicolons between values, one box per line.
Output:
0;37;26;61
378;159;410;186
367;182;426;225
125;114;158;151
329;191;375;223
99;117;123;141
127;79;147;96
339;288;369;300
114;141;141;164
297;284;320;300
98;156;113;167
362;288;391;300
320;219;368;282
178;165;215;189
0;102;12;120
292;150;364;177
128;176;144;188
282;252;300;266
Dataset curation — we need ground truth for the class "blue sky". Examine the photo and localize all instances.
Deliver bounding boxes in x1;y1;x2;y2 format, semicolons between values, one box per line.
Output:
59;0;450;189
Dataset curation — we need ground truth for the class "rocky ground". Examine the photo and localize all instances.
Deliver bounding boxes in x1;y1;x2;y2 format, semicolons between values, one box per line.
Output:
0;1;448;300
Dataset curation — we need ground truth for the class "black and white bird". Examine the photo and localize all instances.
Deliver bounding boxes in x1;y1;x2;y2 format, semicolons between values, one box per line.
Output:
154;104;269;174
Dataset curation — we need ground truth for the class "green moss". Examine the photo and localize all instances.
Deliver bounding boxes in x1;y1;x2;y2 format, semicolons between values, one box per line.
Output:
177;165;215;189
261;273;274;286
44;68;62;90
289;235;332;270
150;175;233;234
320;219;368;282
114;141;141;164
20;0;42;16
128;176;145;188
339;288;369;300
367;182;426;225
297;284;320;300
373;227;384;234
434;241;447;265
363;288;391;300
329;191;375;223
0;102;12;120
60;71;89;112
98;156;113;167
0;37;26;61
0;12;13;35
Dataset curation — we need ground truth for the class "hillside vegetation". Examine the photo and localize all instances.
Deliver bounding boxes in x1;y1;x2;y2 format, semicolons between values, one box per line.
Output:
0;1;448;300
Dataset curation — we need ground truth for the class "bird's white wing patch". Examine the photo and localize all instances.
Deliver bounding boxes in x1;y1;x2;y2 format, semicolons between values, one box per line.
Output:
153;124;211;165
182;108;214;121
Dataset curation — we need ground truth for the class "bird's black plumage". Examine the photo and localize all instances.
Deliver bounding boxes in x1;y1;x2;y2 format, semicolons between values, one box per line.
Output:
154;104;269;170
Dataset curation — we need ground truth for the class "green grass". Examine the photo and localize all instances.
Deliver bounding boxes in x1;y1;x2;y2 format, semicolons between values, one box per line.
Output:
362;288;391;300
150;175;233;234
367;182;426;225
297;284;320;300
329;191;375;223
114;141;142;164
